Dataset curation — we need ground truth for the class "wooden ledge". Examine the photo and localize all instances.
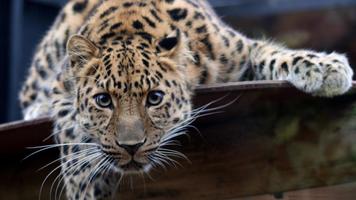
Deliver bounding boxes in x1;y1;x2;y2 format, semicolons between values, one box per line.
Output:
1;80;356;199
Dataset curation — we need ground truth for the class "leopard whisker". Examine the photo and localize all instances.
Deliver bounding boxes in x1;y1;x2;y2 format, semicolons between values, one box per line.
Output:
158;139;181;148
111;173;124;200
190;95;230;112
52;151;103;200
38;147;99;171
158;147;189;163
54;152;103;200
153;150;181;169
99;158;117;199
43;125;76;142
40;151;101;200
81;155;110;200
148;155;168;171
143;168;155;181
48;151;102;200
138;170;147;195
24;143;100;160
161;110;224;143
192;94;240;114
154;151;182;169
97;166;116;200
161;131;188;143
157;148;189;161
162;99;234;144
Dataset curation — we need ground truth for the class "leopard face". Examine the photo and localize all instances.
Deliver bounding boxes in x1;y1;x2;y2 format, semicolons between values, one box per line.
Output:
65;32;192;173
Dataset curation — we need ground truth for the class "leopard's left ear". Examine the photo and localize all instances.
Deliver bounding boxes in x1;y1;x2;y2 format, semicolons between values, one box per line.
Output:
156;29;184;58
67;35;101;65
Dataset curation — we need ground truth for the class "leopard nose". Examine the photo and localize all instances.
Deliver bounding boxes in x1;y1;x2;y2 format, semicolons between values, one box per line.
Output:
118;140;145;156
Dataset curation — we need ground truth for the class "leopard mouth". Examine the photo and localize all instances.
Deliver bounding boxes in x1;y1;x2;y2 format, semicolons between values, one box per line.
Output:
102;155;145;173
102;148;156;173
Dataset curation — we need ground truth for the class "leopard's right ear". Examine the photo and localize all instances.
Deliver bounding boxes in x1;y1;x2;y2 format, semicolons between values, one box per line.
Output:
67;35;101;65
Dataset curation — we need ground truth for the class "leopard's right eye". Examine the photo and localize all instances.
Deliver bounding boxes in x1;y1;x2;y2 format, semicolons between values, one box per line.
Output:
94;93;112;108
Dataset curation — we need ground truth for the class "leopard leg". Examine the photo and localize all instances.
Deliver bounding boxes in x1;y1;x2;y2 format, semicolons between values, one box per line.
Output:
248;40;353;97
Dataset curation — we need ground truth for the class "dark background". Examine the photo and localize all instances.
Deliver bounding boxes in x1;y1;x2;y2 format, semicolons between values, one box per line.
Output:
1;0;356;123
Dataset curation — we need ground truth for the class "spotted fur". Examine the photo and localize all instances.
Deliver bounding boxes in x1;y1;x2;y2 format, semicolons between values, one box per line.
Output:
19;0;353;199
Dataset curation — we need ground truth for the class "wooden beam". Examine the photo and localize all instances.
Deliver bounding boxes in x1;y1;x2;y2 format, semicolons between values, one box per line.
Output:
1;80;356;199
232;182;356;200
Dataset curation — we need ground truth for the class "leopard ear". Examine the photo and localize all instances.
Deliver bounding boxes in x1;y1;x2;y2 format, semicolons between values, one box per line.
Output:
156;29;183;58
67;35;100;65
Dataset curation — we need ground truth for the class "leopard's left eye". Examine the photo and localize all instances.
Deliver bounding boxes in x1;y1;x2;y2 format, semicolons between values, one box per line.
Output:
146;91;165;107
94;93;112;108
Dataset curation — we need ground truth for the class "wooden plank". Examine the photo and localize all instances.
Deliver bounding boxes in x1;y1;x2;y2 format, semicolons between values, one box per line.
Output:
0;80;356;199
232;182;356;200
0;117;52;155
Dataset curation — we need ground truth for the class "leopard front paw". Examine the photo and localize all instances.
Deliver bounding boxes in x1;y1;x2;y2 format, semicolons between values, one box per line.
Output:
314;54;353;97
289;53;353;97
314;65;353;97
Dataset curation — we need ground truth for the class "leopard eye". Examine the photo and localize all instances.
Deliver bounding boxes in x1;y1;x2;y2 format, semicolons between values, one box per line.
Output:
94;93;112;108
146;91;165;107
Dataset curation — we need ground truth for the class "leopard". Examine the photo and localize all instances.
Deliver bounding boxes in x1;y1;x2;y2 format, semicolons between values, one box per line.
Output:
19;0;354;199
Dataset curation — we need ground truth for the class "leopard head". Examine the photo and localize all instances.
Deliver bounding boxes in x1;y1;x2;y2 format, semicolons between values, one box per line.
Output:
63;30;194;173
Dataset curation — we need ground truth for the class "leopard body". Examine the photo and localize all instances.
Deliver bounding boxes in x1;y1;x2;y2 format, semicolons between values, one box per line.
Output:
19;0;353;199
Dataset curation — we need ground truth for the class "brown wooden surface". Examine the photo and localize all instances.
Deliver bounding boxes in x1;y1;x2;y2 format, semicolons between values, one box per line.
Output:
1;80;356;199
233;182;356;200
0;117;52;155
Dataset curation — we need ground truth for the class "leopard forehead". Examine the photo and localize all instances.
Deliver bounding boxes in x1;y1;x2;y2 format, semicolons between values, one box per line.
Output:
73;38;188;105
